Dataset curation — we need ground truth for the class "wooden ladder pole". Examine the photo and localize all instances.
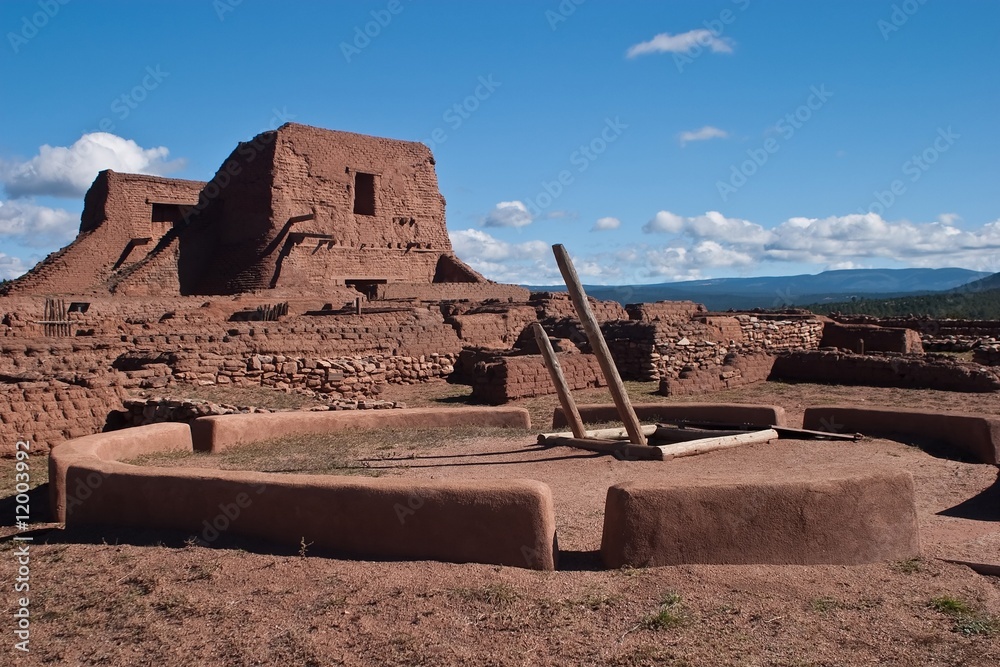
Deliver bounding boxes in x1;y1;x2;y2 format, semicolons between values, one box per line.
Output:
551;244;647;445
531;322;587;439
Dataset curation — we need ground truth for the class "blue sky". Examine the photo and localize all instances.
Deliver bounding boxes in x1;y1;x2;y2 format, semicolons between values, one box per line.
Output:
1;0;998;284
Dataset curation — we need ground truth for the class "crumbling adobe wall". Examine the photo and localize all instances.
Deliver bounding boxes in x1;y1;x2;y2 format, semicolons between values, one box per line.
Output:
820;322;923;354
3;171;205;296
463;349;606;404
378;282;530;303
531;292;628;322
442;304;538;349
604;314;823;383
0;381;127;455
182;123;482;295
658;352;777;397
973;341;1000;366
833;315;1000;353
770;350;1000;392
626;301;706;322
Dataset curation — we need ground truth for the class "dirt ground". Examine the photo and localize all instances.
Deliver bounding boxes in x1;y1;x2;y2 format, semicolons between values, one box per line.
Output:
3;380;1000;665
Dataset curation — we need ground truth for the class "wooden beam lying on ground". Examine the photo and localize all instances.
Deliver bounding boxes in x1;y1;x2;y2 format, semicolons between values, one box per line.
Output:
540;436;662;461
657;429;779;460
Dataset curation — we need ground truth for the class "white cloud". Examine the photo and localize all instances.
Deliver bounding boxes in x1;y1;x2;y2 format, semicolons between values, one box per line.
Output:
627;29;734;58
643;210;773;246
0;252;29;281
592;216;621;231
1;132;181;199
483;200;534;228
679;125;729;146
642;209;1000;275
450;228;559;284
0;200;78;246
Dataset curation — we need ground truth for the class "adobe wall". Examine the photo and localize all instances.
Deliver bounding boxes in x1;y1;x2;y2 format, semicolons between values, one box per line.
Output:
974;342;1000;366
833;316;1000;352
463;350;606;404
820;322;924;354
378;282;530;303
531;292;628;322
802;406;1000;465
49;414;556;570
3;171;205;296
658;352;777;397
625;301;706;322
600;473;920;567
603;314;823;383
770;350;1000;393
192;406;531;453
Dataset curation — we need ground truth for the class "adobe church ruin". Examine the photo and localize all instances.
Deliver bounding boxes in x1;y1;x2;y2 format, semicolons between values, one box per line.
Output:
4;123;500;299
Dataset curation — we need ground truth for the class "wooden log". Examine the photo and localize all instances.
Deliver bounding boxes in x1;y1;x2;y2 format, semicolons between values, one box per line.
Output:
651;426;756;444
532;322;586;439
657;429;778;460
538;424;658;443
552;244;647;446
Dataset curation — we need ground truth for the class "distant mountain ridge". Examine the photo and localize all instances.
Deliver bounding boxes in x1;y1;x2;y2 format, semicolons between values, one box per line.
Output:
525;268;990;310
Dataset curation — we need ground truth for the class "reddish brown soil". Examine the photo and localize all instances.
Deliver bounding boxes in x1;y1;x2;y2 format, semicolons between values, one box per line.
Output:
3;381;999;665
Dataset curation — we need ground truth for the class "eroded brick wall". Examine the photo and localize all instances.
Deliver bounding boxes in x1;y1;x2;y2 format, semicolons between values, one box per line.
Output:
463;350;606;404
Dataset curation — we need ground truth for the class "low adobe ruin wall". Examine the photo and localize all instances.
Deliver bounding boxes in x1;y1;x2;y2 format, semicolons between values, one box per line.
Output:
48;408;555;570
820;322;923;354
658;352;776;397
603;315;823;384
552;403;787;429
802;406;1000;465
464;351;606;405
771;350;1000;393
192;405;530;453
600;473;920;567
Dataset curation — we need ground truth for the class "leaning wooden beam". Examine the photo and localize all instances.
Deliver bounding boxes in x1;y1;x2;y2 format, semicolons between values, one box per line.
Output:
538;424;659;442
532;322;587;440
552;244;647;446
657;429;778;460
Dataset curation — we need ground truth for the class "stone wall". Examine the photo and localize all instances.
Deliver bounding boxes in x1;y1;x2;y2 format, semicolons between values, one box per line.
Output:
831;315;1000;352
604;314;824;384
973;341;1000;366
658;352;777;397
770;350;1000;392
